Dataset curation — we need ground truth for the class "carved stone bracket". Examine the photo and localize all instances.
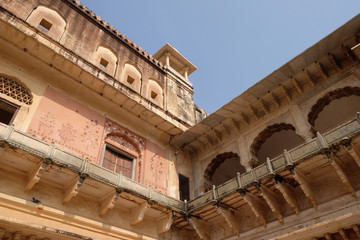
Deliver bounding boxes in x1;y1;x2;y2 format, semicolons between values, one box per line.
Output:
292;167;317;209
258;185;283;224
25;161;49;191
99;189;120;216
188;217;211;240
342;140;360;168
338;228;349;240
327;152;356;198
275;181;299;215
130;201;149;225
63;176;85;203
215;205;240;236
242;191;267;227
12;232;22;240
157;212;173;234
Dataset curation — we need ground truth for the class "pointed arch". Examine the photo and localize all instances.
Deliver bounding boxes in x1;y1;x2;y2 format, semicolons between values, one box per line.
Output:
204;152;245;189
308;87;360;133
121;62;142;93
93;45;118;76
250;123;304;167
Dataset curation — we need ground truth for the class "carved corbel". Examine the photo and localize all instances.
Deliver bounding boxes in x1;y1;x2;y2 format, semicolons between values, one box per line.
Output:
270;92;281;107
292;168;317;209
130;201;149;225
25;161;49;191
63;175;86;203
27;235;36;240
341;139;360;167
326;152;356;198
231;118;240;130
241;112;250;125
12;232;22;240
291;77;303;94
324;233;333;240
157;212;174;234
315;61;327;80
260;98;269;114
215;205;240;236
352;225;360;238
274;179;299;215
280;84;291;102
328;54;341;72
99;189;120;216
188;217;211;240
303;69;315;87
338;228;349;240
250;105;259;120
0;229;4;239
242;191;267;227
258;185;283;224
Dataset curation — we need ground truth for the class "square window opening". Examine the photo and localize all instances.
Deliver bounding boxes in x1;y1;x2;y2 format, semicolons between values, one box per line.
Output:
39;19;52;31
127;76;135;84
151;91;158;100
0;98;19;125
100;58;109;68
179;174;190;201
102;145;136;180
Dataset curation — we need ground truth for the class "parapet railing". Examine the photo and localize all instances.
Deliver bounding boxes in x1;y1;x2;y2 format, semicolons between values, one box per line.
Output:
0;113;359;215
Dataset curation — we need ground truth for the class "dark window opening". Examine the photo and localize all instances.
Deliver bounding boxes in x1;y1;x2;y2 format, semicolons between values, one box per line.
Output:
151;91;158;100
0;99;18;125
102;146;134;179
127;75;135;84
179;174;190;201
39;19;52;31
100;58;109;68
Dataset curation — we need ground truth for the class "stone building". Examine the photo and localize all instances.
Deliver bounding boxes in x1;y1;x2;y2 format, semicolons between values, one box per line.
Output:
0;0;359;239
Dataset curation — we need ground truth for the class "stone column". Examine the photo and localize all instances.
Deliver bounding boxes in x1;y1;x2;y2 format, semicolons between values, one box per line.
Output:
237;136;253;171
289;104;314;142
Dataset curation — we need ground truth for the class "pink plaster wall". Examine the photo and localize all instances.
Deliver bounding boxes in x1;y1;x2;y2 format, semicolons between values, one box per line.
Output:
27;87;105;162
143;141;168;194
28;87;169;194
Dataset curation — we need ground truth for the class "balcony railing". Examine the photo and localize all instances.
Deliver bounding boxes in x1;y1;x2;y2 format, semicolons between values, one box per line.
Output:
0;113;359;214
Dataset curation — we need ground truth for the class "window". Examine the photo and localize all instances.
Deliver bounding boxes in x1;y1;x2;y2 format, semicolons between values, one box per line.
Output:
102;145;135;179
151;91;158;100
39;18;52;31
0;98;18;125
100;58;109;68
179;174;190;201
127;75;135;84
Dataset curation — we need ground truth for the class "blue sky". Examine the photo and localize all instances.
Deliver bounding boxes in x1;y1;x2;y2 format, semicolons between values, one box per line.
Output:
81;1;360;113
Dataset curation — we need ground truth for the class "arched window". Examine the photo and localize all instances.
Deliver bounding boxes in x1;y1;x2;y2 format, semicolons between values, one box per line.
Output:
250;123;304;167
26;5;66;41
121;63;142;93
204;152;245;189
308;87;360;133
147;79;163;107
93;45;118;76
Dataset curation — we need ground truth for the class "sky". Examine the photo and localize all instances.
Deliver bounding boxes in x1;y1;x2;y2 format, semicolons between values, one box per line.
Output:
81;1;360;113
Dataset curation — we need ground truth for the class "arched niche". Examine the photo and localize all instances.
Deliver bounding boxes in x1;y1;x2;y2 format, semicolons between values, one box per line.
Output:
250;123;304;167
146;79;163;107
93;45;118;76
308;87;360;134
204;152;245;189
121;63;142;93
27;5;66;41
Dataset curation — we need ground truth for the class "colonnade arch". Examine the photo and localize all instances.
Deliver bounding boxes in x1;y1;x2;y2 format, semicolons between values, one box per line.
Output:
308;87;360;134
250;123;304;167
204;152;245;189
